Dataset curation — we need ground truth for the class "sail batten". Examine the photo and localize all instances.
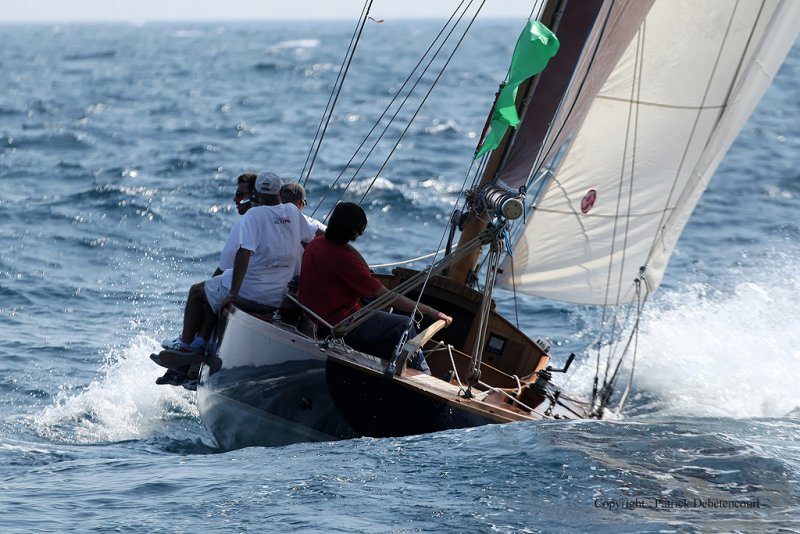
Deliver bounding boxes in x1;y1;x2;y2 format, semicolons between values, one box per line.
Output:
498;0;800;306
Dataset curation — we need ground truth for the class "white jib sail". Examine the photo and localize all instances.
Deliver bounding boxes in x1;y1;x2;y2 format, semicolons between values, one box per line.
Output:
499;0;800;305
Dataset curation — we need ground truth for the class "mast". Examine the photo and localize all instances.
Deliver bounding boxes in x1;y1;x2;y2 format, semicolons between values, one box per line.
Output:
446;0;605;286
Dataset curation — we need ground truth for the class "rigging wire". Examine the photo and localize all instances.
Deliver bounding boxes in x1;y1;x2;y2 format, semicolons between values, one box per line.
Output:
337;153;483;335
318;0;493;357
298;0;609;399
600;296;636;379
331;227;495;336
318;0;485;347
612;26;644;308
300;0;374;187
599;22;646;392
355;1;487;205
510;255;520;329
526;2;614;183
368;248;448;269
568;5;635;407
418;1;621;406
616;280;643;412
600;2;762;407
308;0;473;220
597;285;646;414
465;237;503;395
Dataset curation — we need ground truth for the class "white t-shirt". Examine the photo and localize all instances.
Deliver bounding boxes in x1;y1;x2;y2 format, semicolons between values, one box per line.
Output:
221;203;314;306
304;213;326;234
218;219;243;271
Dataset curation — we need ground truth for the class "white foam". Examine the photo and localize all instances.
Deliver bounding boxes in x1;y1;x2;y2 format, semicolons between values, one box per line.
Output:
577;250;800;418
269;39;320;51
30;335;197;444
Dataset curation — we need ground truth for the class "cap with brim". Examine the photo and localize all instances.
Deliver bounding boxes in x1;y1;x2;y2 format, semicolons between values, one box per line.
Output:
255;172;283;195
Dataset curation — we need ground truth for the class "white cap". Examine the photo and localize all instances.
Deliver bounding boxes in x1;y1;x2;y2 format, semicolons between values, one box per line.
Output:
255;171;283;195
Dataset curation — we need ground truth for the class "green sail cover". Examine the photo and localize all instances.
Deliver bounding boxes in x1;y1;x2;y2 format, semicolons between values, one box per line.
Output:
475;20;559;159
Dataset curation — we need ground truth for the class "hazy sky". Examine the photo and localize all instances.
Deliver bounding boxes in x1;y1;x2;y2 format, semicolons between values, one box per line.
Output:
0;0;537;23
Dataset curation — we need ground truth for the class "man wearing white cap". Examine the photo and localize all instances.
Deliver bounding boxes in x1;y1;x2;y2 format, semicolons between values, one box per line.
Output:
217;171;315;311
155;171;314;376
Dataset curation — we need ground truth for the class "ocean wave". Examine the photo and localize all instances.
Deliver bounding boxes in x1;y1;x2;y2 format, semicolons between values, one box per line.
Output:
0;438;78;468
613;249;800;419
52;183;160;208
422;119;460;136
56;160;86;170
254;61;278;71
26;335;202;446
159;157;199;173
300;62;337;77
268;39;320;52
0;106;23;116
7;132;93;151
63;50;118;61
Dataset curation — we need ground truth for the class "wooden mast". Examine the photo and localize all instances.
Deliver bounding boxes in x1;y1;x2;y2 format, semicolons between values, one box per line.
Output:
446;0;565;286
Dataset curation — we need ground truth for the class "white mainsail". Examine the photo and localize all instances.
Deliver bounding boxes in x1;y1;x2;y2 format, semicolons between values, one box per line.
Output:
498;0;800;306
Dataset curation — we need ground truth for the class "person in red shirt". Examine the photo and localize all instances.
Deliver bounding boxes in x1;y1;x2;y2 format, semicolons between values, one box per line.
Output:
299;202;451;373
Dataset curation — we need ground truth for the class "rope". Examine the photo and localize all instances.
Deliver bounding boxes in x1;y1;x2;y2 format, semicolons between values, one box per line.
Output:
436;341;550;417
475;380;548;418
285;293;334;331
331;227;496;336
616;280;643;412
596;3;759;409
354;0;486;205
368;248;448;269
510;255;520;329
465;236;502;395
308;0;474;219
594;281;647;415
305;2;489;357
301;0;374;186
301;3;492;367
445;343;467;396
644;1;760;270
597;24;647;392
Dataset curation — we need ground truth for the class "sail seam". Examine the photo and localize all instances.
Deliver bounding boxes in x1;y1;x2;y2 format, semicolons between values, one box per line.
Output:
531;207;673;218
594;95;727;111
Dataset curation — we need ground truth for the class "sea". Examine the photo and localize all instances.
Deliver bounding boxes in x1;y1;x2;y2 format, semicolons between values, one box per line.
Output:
1;18;798;534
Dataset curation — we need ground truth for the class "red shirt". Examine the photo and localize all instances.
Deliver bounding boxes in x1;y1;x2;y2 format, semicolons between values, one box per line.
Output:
299;236;383;327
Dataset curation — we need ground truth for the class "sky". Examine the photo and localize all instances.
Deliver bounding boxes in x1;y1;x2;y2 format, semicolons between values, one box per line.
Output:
0;0;537;23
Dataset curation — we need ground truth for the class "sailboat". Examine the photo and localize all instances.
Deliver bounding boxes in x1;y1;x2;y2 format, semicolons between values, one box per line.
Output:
193;0;800;450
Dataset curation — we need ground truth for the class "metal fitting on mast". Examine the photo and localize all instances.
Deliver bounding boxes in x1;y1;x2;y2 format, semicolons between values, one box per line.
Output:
480;184;525;220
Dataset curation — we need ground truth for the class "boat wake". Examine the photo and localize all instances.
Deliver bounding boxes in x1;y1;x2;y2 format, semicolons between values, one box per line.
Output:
24;335;203;447
617;251;800;419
